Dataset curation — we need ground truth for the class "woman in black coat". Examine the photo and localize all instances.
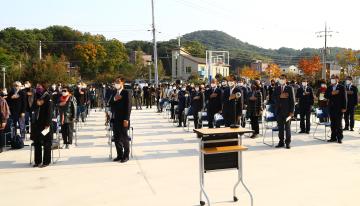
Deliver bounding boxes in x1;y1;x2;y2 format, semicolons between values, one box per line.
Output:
31;83;53;168
246;81;264;138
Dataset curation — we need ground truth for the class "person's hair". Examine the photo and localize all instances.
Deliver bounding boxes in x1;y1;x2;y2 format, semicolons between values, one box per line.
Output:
37;82;48;89
346;76;353;80
13;81;21;87
331;75;339;79
319;79;326;84
227;75;236;81
115;77;126;83
280;74;287;79
62;85;70;91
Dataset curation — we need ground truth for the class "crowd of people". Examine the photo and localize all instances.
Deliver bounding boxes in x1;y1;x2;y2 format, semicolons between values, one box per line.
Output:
0;74;358;167
132;74;358;149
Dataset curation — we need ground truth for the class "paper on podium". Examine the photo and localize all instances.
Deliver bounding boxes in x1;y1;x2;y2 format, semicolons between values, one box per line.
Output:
41;127;50;136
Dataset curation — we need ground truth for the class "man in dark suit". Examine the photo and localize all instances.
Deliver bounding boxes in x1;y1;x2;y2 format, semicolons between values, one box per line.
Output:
272;74;295;149
109;77;132;163
205;79;222;128
190;85;203;129
325;75;347;144
296;78;314;134
344;76;358;131
222;75;243;127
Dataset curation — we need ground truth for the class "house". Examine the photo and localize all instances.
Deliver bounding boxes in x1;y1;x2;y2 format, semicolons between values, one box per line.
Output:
251;60;268;73
130;51;152;66
280;65;302;75
172;47;229;80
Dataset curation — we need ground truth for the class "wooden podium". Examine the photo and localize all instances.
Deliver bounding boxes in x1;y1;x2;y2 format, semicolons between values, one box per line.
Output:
194;127;254;206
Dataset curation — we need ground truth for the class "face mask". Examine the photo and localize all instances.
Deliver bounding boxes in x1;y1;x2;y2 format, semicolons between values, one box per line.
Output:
321;84;326;88
302;82;307;87
195;87;199;92
181;87;186;91
115;84;121;90
211;83;216;88
52;85;56;90
330;79;336;85
62;92;68;96
173;87;176;90
238;82;244;87
279;79;286;85
228;81;235;87
346;80;351;85
25;84;30;88
191;84;194;88
36;87;45;95
221;82;226;86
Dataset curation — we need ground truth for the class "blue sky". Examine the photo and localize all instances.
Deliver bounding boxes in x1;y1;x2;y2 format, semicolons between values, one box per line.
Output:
1;0;359;50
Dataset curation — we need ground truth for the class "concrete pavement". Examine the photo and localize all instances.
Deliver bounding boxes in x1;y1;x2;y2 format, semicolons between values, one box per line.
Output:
0;108;359;206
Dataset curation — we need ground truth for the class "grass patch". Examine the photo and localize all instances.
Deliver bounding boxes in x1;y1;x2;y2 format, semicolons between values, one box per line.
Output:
355;105;360;121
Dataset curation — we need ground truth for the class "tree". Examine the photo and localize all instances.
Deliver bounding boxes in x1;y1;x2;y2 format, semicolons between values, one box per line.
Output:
336;49;359;76
74;42;106;79
298;55;322;77
183;41;206;58
239;66;260;79
265;63;281;79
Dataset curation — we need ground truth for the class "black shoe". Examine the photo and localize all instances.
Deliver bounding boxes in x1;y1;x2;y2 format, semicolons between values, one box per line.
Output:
113;157;122;162
40;164;49;168
327;139;337;142
177;125;182;127
350;128;354;131
337;140;343;144
286;144;291;149
33;164;40;168
298;131;306;134
275;144;285;148
250;134;258;139
121;157;129;163
0;147;3;153
343;127;349;131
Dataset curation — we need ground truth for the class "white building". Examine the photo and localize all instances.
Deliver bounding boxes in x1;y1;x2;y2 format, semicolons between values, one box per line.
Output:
280;65;303;75
172;48;229;80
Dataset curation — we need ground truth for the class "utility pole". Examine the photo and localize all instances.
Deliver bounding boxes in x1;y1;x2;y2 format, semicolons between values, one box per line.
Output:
1;67;6;89
39;40;42;60
151;0;158;86
316;23;338;80
178;34;181;48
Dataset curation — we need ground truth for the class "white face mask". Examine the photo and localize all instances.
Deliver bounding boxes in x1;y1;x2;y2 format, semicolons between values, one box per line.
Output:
62;92;68;96
302;82;307;87
330;79;336;85
195;87;199;92
279;79;286;85
211;83;216;88
321;84;326;88
173;87;176;90
238;82;244;87
181;87;186;91
346;80;351;85
115;84;121;90
228;81;235;87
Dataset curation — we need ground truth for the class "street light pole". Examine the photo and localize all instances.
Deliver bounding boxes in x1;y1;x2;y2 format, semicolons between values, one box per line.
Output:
151;0;158;86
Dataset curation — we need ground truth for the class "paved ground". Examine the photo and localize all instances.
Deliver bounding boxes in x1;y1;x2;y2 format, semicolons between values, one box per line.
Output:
0;108;359;206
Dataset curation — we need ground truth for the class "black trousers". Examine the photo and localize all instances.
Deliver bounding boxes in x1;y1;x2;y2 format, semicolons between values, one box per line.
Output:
170;101;178;119
300;110;311;132
113;122;130;159
330;113;343;141
145;96;151;108
34;139;52;165
178;109;185;126
344;107;355;129
193;112;199;129
207;112;220;128
250;116;260;134
277;117;291;145
61;123;74;145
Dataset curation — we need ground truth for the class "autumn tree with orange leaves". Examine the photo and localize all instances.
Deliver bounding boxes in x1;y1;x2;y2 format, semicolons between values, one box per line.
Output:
239;66;260;79
298;55;322;78
265;63;281;79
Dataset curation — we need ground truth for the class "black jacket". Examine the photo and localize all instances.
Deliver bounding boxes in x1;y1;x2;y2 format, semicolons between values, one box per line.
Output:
272;85;296;118
246;90;263;117
222;87;243;120
7;88;26;117
109;89;131;122
345;84;358;108
190;91;203;112
325;84;347;114
296;86;314;112
205;87;222;114
30;92;53;141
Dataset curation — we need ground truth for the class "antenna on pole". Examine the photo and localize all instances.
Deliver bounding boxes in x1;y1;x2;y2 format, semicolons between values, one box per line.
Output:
316;22;339;80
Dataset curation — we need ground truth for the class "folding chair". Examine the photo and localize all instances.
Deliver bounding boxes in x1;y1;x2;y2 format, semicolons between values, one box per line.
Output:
183;107;195;132
262;105;278;147
30;129;61;165
198;111;208;128
312;108;331;141
109;126;134;159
